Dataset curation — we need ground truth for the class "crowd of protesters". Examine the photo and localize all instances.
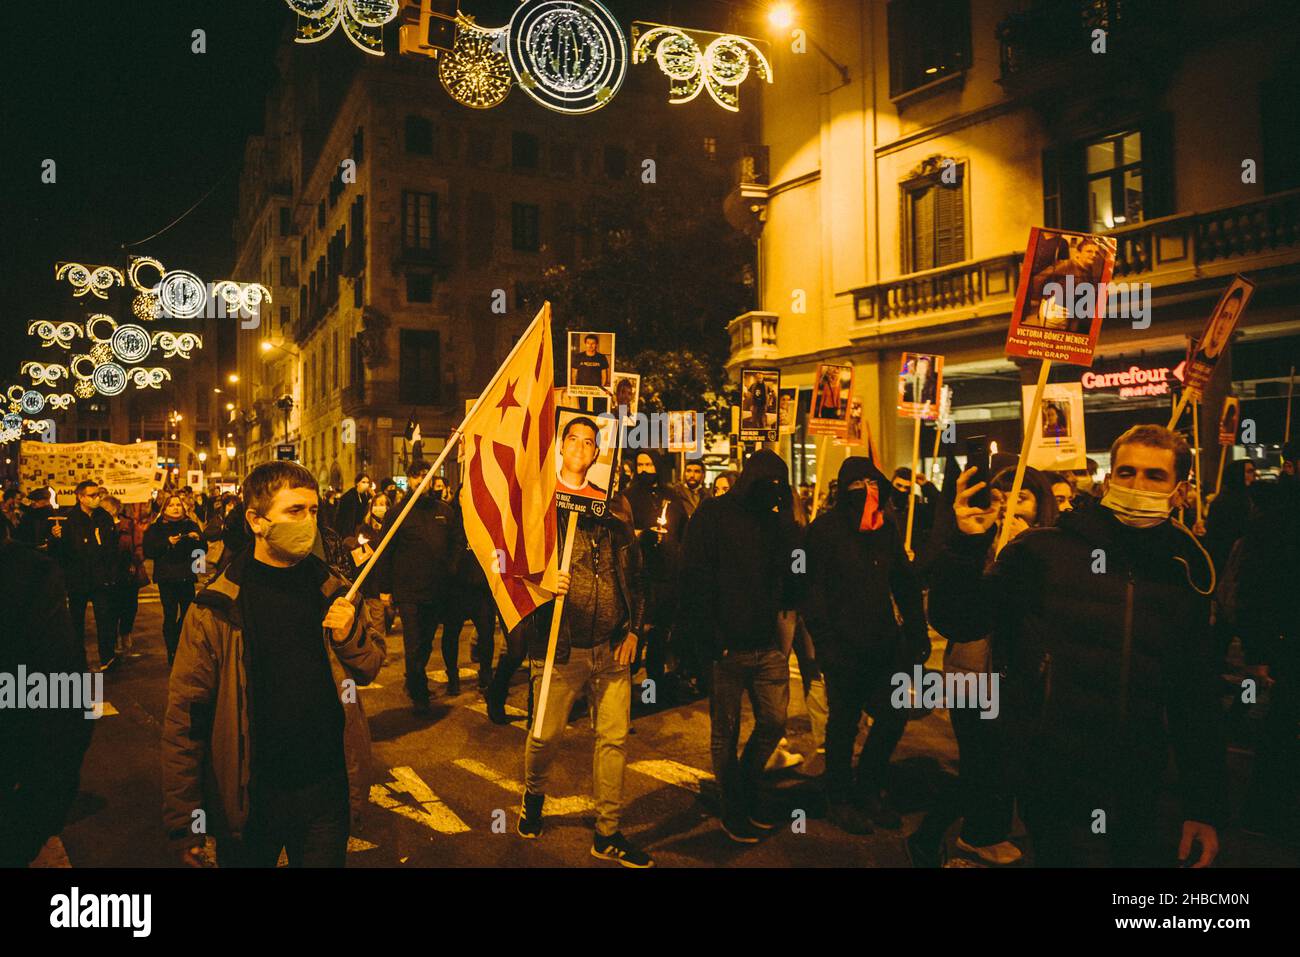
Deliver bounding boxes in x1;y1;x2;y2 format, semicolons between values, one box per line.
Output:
2;427;1297;870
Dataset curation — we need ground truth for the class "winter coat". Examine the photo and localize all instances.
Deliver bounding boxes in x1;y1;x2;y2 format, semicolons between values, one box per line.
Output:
926;504;1227;825
160;551;384;850
143;517;203;584
372;495;461;602
524;494;645;665
56;506;118;591
802;497;929;671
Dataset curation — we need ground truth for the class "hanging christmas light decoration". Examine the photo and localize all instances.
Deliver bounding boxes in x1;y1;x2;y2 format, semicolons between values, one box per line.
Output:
287;0;399;57
45;393;75;411
2;413;19;432
55;262;124;300
27;320;84;349
73;378;96;400
632;23;772;112
9;387;47;415
129;256;167;320
22;362;70;388
439;16;513;110
129;367;172;390
70;354;99;381
157;269;207;319
508;0;628;115
213;281;272;320
110;324;153;364
152;330;203;360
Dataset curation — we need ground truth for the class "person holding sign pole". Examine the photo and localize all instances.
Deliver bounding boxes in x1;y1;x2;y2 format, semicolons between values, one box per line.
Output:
927;425;1225;867
515;493;652;868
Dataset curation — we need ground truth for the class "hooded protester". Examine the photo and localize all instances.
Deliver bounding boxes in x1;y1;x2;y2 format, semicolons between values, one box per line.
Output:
162;462;384;868
908;465;1058;866
802;456;930;834
625;451;689;701
143;492;204;666
926;425;1226;867
679;449;802;843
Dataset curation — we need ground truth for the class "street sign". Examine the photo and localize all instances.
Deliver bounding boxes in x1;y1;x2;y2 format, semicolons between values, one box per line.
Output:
276;444;296;461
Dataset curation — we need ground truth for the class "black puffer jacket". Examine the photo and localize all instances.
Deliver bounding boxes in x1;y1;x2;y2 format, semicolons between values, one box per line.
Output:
57;506;119;590
927;503;1227;825
143;517;203;584
525;494;645;665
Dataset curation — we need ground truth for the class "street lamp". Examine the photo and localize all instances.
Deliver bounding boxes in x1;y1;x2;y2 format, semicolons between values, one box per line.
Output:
198;451;208;465
768;3;795;29
261;339;300;358
226;443;237;460
227;373;239;384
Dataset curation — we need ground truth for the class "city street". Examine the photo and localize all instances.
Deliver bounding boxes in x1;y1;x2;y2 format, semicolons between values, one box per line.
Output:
49;589;1296;869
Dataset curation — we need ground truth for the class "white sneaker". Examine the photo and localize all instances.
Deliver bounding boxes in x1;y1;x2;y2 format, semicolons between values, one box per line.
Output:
764;745;804;772
955;837;1023;865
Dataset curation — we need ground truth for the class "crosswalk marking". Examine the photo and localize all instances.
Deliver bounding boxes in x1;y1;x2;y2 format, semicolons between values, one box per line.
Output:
452;758;595;816
369;766;471;834
467;700;528;720
628;758;713;793
347;837;378;853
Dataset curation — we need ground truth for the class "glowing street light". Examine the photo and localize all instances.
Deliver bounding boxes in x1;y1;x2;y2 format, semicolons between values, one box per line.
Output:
227;373;239;384
226;444;237;460
198;451;208;464
768;3;795;30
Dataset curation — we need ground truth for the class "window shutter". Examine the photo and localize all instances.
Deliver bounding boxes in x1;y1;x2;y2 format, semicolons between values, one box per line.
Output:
1141;112;1175;219
911;186;936;271
935;178;965;267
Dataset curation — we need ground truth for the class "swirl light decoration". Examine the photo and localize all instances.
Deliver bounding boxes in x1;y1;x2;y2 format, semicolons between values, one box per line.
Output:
27;320;84;349
45;394;76;411
55;262;125;300
22;362;70;388
632;24;772;112
157;269;207;319
213;281;272;320
288;0;400;57
508;0;628;114
129;367;172;390
152;330;203;360
0;426;19;445
439;16;513;110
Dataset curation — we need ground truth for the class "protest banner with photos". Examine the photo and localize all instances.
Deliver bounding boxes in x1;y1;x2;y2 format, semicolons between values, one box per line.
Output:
897;353;944;420
1185;275;1255;400
1005;228;1118;366
610;371;640;424
554;406;619;518
19;440;165;504
566;331;616;400
1021;381;1087;471
809;363;854;437
778;387;798;435
739;367;780;443
1218;396;1240;446
665;411;702;456
833;396;866;447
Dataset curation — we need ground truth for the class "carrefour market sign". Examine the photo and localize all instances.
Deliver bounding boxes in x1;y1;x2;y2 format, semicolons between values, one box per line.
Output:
1080;361;1186;398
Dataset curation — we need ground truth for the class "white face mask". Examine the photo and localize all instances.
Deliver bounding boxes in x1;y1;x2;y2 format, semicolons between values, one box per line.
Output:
1101;483;1175;528
372;505;388;519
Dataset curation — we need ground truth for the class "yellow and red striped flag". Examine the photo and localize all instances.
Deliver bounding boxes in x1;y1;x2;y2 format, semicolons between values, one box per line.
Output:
460;303;559;632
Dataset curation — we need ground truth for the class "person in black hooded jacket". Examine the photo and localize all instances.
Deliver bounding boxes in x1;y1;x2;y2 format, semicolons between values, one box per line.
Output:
679;449;801;843
803;456;930;835
927;425;1226;867
143;492;204;666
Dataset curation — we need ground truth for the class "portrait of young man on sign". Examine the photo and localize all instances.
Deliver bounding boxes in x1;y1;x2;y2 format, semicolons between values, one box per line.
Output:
554;408;618;516
567;331;615;400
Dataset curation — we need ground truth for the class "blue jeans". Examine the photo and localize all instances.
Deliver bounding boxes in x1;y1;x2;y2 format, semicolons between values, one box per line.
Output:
525;641;631;837
709;648;789;820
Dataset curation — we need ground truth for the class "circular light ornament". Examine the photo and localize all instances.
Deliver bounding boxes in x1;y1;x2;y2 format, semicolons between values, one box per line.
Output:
70;354;98;380
346;0;399;28
439;19;513;110
158;270;207;319
20;390;45;415
655;31;702;82
128;255;166;293
74;379;95;399
508;0;628;115
92;363;129;397
3;413;19;430
111;324;152;363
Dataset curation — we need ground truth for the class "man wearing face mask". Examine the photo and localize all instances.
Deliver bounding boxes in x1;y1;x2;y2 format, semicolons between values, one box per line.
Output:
926;425;1226;867
333;473;372;536
163;462;384;868
680;449;801;842
626;452;688;700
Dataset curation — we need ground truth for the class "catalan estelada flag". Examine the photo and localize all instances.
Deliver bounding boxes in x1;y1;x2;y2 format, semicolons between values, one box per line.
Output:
459;303;559;631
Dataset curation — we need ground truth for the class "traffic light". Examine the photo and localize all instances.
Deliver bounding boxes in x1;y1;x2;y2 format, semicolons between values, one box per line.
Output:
400;0;456;57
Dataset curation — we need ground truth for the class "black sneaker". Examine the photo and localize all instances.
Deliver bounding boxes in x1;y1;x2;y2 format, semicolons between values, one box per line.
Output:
748;807;780;831
591;831;654;868
721;816;761;844
517;792;544;839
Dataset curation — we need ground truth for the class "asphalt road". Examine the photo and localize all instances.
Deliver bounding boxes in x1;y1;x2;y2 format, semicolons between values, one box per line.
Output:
46;585;1298;869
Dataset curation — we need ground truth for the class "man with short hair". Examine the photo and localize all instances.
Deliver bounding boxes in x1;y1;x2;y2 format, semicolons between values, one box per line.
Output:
163;462;384;867
928;424;1226;867
373;460;461;712
55;480;119;671
672;461;711;518
557;417;606;499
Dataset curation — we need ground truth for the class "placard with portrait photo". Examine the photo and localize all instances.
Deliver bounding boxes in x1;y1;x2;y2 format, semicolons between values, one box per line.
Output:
610;372;640;426
554;407;618;517
1021;381;1086;471
809;363;854;437
897;352;944;420
1005;228;1117;366
778;387;798;435
1186;275;1255;399
739;368;780;443
567;331;616;400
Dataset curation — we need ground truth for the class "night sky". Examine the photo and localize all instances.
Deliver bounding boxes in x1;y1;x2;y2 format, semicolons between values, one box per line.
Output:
0;0;747;377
